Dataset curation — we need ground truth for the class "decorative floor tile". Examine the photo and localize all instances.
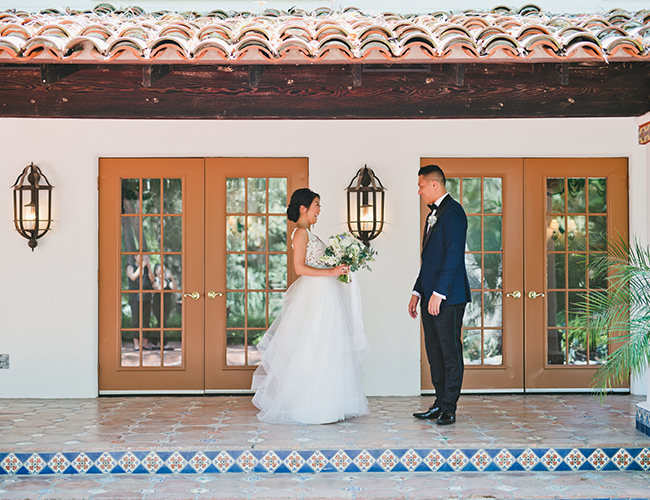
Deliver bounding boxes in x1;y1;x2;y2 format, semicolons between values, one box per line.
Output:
213;451;234;473
517;449;539;471
563;448;586;471
541;449;563;471
611;448;633;470
189;452;211;473
399;449;422;472
470;449;491;471
71;453;93;474
423;449;445;471
260;451;282;472
283;451;305;473
306;450;328;472
588;448;610;471
1;453;22;474
48;453;69;474
236;450;257;473
494;449;515;471
377;449;399;471
634;448;650;470
24;454;46;475
141;452;163;473
118;452;139;474
447;450;469;471
165;451;187;473
329;450;352;472
353;450;375;472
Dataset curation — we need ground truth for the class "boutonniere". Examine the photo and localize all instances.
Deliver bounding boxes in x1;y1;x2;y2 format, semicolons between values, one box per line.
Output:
427;211;437;227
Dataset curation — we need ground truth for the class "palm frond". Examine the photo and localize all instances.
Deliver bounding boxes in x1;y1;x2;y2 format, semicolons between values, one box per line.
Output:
574;235;650;400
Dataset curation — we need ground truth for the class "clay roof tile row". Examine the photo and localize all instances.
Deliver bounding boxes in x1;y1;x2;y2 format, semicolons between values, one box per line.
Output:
1;4;649;64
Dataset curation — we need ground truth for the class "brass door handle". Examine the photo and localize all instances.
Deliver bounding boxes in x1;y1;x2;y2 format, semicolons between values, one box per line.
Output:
183;292;200;300
506;290;522;299
207;291;223;300
528;291;545;299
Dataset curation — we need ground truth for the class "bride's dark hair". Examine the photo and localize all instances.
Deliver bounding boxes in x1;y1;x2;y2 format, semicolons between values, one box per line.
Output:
287;188;320;222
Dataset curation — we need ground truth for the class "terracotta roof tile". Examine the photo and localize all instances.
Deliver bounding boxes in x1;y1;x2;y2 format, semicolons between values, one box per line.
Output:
0;4;649;64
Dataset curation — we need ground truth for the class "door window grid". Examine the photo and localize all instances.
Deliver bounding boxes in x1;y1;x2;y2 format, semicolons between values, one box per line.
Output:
120;178;183;368
448;177;504;367
546;177;608;366
226;177;288;367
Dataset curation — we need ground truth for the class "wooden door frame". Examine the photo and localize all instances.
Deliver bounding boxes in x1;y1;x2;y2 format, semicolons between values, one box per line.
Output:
204;158;309;392
98;158;205;393
419;158;525;392
523;158;629;390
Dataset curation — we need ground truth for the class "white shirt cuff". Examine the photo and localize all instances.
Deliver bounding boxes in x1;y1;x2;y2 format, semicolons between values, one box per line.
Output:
412;291;421;298
433;291;447;300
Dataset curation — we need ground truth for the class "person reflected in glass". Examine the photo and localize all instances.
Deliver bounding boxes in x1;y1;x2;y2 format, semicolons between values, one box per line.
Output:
251;188;370;424
126;254;155;351
153;263;177;350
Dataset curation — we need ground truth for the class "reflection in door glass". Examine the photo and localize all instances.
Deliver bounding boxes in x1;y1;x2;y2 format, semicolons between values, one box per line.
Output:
225;176;289;367
456;177;504;366
119;177;183;368
546;177;608;366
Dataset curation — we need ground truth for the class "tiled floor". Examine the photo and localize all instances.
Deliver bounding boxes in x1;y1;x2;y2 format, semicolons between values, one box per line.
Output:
1;394;650;499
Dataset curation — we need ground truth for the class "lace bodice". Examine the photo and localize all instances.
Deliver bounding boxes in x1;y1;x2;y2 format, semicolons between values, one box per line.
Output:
292;228;330;269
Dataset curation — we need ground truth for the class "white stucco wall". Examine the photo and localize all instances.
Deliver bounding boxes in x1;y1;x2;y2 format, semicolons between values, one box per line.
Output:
0;117;646;398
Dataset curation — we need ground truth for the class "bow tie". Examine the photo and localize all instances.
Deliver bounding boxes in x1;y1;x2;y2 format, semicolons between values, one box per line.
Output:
428;203;438;211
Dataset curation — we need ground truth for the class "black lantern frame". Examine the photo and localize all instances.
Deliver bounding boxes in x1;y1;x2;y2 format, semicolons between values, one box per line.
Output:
346;165;385;246
12;163;54;250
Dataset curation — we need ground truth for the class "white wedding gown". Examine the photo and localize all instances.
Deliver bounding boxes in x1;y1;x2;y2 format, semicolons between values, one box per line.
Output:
251;229;370;424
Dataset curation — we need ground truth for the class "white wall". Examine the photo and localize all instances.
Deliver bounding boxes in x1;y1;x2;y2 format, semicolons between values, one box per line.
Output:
0;117;646;398
1;0;649;14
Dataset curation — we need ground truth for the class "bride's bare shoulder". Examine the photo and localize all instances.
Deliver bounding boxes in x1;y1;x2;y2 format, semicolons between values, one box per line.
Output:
292;227;309;244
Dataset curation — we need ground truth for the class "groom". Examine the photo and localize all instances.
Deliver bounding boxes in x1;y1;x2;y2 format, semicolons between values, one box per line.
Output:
409;165;470;425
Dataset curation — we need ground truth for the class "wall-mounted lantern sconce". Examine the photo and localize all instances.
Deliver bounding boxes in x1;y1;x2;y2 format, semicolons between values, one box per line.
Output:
346;164;385;247
12;163;54;251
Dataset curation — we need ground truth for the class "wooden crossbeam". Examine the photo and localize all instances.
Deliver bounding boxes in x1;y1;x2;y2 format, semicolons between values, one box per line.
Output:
40;64;79;85
442;64;465;86
249;65;265;88
142;65;173;87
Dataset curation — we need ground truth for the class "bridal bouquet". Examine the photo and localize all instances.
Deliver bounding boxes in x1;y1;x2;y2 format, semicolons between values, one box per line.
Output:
321;232;377;283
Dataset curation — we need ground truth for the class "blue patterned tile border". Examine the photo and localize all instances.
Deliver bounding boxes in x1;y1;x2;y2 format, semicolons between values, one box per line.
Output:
1;447;649;476
636;402;650;437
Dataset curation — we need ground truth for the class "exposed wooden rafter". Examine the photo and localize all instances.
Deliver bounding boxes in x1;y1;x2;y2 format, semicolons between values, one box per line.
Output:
142;65;173;88
40;64;79;85
0;62;646;120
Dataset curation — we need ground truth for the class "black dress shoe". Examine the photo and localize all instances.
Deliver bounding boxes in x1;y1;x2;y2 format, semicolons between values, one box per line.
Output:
413;405;442;420
436;411;456;425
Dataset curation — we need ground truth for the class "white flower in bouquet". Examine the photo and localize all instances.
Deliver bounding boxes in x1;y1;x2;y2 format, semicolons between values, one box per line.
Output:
321;232;377;283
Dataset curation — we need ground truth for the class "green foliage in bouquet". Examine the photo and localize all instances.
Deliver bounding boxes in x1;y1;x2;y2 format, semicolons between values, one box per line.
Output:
321;232;378;283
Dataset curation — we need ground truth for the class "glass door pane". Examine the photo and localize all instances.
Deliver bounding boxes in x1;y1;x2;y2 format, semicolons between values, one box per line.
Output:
120;178;184;368
225;176;288;367
545;177;608;367
204;158;308;391
451;177;504;367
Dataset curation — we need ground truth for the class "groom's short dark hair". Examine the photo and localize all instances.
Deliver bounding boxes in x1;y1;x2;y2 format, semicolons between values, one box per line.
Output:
419;164;446;185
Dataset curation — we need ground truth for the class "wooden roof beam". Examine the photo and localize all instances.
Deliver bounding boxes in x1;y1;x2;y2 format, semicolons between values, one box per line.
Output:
40;64;79;85
142;65;172;87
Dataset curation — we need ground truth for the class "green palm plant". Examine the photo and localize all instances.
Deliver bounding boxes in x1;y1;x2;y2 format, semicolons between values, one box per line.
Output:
576;236;650;398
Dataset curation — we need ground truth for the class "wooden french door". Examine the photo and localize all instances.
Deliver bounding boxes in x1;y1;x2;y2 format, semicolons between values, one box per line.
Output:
420;158;628;392
99;158;307;393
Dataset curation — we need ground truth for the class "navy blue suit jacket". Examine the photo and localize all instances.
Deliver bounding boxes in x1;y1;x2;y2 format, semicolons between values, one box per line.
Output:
414;195;471;306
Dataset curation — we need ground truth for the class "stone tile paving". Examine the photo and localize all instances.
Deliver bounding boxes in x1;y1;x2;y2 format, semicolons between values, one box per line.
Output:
1;470;650;499
1;395;648;453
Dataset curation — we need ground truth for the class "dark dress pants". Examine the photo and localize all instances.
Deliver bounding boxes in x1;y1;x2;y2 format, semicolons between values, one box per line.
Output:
421;302;466;414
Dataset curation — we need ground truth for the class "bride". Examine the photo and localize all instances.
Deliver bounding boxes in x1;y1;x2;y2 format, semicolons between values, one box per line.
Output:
251;188;370;424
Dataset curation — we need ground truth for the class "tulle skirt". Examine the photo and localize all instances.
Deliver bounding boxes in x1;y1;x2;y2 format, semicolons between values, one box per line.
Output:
251;275;369;424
